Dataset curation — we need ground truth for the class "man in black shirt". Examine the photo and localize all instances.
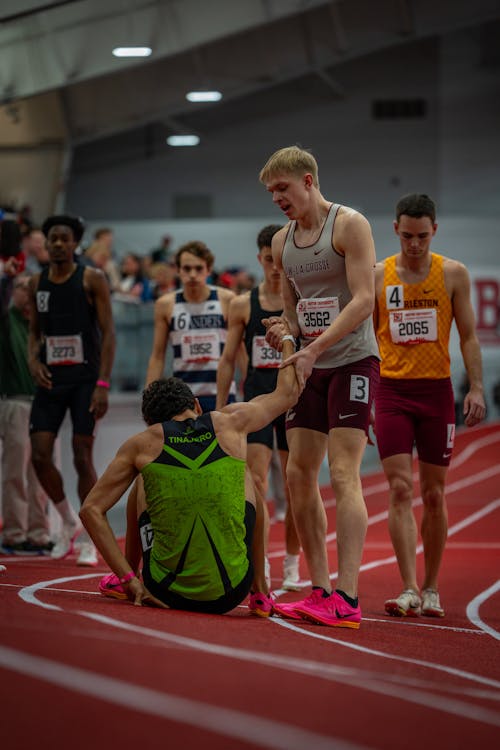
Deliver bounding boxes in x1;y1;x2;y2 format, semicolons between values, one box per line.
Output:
28;215;115;565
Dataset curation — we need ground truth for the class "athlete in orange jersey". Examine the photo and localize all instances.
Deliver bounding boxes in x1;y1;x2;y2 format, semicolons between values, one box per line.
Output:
374;193;486;619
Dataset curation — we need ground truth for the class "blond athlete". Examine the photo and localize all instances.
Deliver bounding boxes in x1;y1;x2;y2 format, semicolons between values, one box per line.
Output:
260;146;379;629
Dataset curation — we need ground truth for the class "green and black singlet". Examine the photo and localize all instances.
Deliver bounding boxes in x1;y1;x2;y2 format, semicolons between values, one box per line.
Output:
141;413;251;602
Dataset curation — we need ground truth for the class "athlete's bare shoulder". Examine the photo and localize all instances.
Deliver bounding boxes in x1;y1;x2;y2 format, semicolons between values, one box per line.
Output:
334;205;374;258
442;255;470;293
153;289;176;322
271;225;289;268
229;289;251;317
215;285;236;304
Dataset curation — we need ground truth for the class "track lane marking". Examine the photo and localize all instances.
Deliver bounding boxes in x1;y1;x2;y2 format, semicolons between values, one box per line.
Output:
466;581;500;641
0;644;369;750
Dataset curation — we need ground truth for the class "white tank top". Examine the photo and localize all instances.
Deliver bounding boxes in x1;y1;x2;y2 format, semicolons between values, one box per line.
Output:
170;287;236;399
282;203;379;368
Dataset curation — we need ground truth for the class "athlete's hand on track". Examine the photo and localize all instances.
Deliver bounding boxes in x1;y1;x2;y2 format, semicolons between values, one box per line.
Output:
126;577;169;608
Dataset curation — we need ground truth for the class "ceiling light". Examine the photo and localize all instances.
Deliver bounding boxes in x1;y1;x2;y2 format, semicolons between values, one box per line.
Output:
186;90;222;102
167;135;200;147
112;47;152;58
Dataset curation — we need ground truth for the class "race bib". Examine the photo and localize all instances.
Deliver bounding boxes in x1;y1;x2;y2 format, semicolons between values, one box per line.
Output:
181;332;219;362
252;335;282;368
46;334;84;366
296;297;339;339
389;309;437;344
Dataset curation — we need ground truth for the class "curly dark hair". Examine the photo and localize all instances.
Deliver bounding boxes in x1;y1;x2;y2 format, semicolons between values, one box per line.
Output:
396;194;436;223
257;224;283;250
141;378;196;425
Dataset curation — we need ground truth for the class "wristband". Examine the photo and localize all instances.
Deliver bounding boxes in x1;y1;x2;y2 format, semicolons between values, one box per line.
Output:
281;335;296;345
119;571;136;585
96;379;110;389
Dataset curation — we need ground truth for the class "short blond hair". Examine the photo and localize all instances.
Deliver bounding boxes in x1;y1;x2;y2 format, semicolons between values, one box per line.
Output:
259;146;319;188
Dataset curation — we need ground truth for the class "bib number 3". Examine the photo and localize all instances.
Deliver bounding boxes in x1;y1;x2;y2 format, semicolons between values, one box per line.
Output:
350;374;369;404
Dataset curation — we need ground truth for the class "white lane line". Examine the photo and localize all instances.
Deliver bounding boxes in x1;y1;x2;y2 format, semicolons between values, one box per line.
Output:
269;463;500;560
16;573;500;727
2;580;484;634
270;617;500;693
0;645;369;750
466;581;500;641
362;617;485;634
274;497;500;589
18;573;102;610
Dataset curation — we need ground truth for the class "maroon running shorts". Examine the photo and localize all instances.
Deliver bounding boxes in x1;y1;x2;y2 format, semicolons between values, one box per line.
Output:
375;376;455;466
285;356;379;435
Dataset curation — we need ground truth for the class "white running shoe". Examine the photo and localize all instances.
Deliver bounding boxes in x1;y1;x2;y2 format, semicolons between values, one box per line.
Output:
421;588;445;617
50;520;82;560
385;589;422;617
0;564;6;574
282;558;301;591
77;541;98;567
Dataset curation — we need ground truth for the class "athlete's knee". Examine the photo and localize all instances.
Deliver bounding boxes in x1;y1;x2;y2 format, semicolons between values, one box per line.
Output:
30;436;54;471
250;470;268;500
286;462;317;494
72;441;94;475
421;484;445;512
388;474;413;506
329;459;360;498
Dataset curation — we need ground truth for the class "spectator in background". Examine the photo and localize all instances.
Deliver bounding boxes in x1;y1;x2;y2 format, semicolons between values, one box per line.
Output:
85;240;121;293
0;260;52;555
149;261;178;299
118;253;153;302
150;234;173;264
23;229;49;274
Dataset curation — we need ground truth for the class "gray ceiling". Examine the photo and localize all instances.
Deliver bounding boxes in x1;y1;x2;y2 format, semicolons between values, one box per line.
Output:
1;0;499;147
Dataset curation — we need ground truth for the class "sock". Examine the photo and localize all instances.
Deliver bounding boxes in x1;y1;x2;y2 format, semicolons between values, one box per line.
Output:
54;498;79;525
283;553;299;567
336;589;358;608
312;586;331;598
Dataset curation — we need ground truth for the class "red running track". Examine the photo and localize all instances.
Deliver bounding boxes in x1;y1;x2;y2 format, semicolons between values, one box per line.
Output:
1;422;499;750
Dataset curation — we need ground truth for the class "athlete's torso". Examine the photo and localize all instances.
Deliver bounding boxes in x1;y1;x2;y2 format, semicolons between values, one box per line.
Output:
169;287;235;399
376;253;453;379
36;265;100;383
282;204;379;368
243;286;282;398
141;413;249;600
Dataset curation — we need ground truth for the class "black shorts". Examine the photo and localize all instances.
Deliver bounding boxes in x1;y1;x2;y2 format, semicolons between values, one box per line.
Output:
247;411;288;451
30;380;96;437
139;503;256;614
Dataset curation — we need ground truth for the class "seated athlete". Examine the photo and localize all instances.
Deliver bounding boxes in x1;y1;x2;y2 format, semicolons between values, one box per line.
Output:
79;333;300;615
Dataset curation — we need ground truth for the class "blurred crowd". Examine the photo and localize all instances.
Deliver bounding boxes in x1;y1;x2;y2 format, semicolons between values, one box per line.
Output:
6;207;256;304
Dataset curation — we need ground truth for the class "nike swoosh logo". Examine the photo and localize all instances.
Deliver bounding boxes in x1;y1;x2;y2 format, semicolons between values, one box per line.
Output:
313;249;325;256
339;413;357;420
443;452;452;458
286;410;296;422
423;289;433;294
335;609;354;619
